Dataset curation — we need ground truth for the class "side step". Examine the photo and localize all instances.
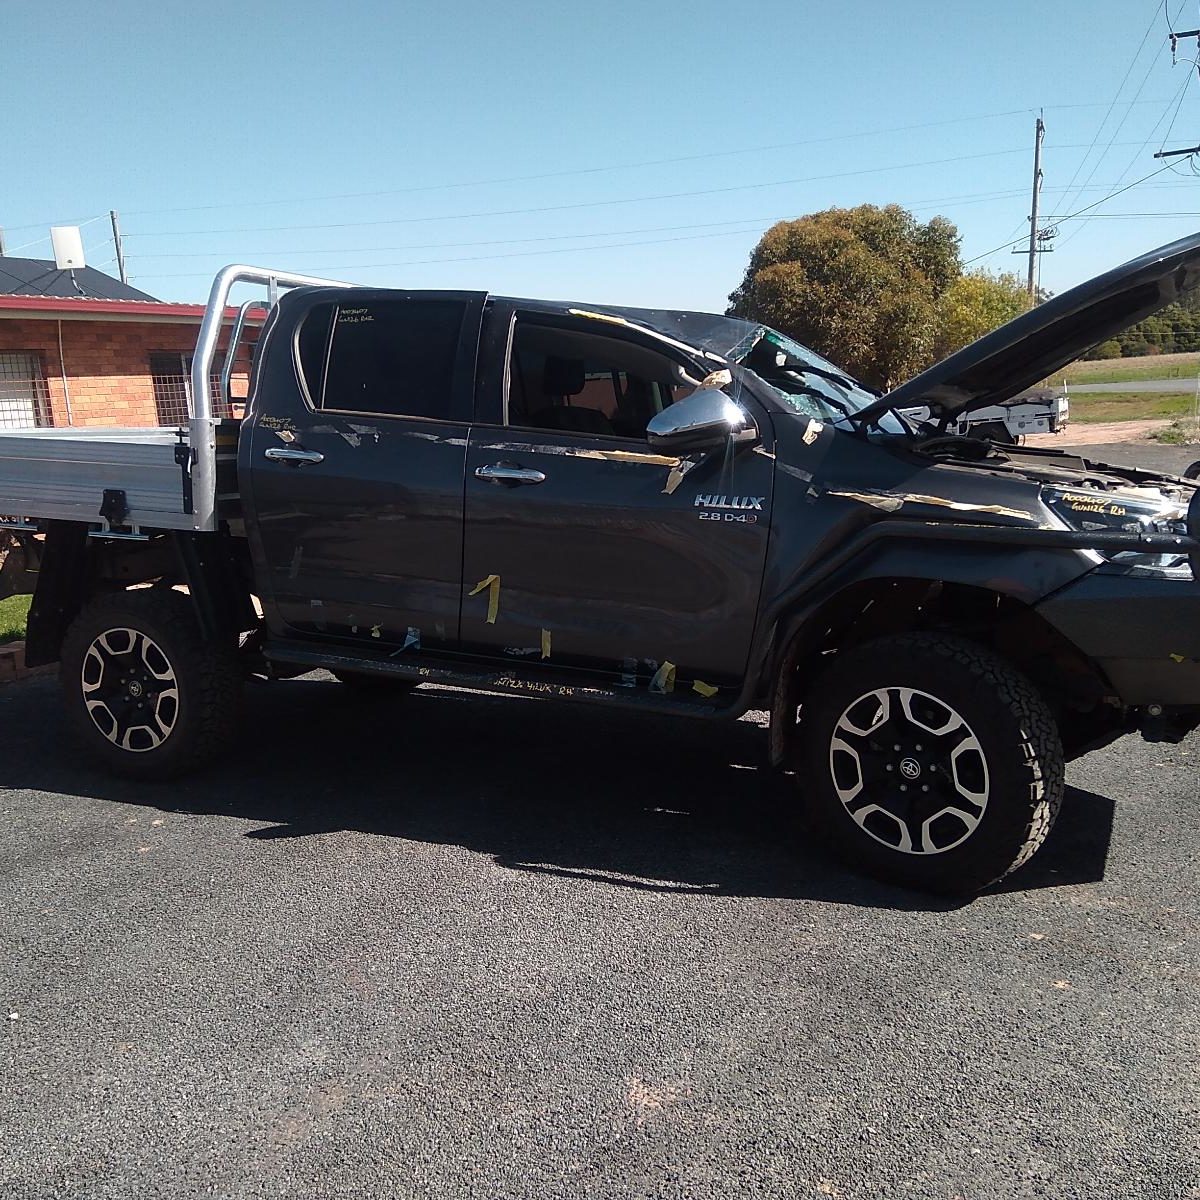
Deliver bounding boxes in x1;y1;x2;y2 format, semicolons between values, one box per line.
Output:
263;639;738;720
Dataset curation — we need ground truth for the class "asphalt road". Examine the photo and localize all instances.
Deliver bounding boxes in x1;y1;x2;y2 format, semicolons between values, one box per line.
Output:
2;672;1198;1199
1069;379;1199;394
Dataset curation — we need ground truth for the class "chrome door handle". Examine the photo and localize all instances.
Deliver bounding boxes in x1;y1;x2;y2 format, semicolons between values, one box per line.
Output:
474;463;546;485
264;446;325;465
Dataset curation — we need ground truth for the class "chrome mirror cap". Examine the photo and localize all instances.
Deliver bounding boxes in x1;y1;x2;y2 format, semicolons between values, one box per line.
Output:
646;388;752;451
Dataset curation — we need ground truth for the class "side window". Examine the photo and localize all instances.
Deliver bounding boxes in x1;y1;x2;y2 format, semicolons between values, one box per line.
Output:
507;321;688;440
297;299;466;419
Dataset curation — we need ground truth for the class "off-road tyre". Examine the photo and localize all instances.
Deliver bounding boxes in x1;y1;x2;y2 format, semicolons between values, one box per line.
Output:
799;633;1064;895
332;670;419;694
1184;459;1200;481
60;588;242;780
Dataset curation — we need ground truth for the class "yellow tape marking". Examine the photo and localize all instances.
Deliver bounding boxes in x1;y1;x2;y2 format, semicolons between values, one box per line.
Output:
692;680;719;699
649;661;676;694
1170;653;1187;663
469;574;501;623
541;628;552;659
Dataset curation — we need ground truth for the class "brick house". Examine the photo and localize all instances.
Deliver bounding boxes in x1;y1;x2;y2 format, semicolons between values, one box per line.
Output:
0;258;256;430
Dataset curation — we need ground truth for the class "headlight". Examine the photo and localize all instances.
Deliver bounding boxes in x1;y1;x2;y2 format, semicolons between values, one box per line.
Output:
1043;485;1193;578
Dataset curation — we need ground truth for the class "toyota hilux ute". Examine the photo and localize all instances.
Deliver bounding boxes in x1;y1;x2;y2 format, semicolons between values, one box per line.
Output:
3;234;1200;895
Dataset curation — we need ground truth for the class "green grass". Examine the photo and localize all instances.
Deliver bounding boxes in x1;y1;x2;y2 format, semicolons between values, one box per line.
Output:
1060;352;1200;385
1149;420;1200;445
1069;392;1197;423
0;594;32;644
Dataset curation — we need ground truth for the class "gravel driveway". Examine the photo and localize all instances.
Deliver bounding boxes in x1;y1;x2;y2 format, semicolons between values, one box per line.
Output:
1;674;1198;1199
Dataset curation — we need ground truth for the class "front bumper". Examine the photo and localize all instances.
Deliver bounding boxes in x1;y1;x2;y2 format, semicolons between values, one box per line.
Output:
1037;572;1200;706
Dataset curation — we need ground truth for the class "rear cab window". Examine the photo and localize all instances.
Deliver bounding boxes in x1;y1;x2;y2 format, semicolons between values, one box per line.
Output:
295;298;472;420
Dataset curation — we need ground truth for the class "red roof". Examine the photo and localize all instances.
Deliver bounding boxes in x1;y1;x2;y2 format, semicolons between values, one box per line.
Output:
0;295;262;323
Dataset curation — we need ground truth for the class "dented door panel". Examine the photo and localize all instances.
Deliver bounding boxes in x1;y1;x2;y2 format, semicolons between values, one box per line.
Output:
459;426;775;685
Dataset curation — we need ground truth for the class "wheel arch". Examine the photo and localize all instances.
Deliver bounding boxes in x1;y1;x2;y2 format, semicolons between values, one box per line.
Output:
25;523;254;668
766;574;1112;768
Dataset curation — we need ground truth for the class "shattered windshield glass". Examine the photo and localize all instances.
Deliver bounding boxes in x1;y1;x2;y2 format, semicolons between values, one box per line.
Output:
730;328;898;428
530;301;907;431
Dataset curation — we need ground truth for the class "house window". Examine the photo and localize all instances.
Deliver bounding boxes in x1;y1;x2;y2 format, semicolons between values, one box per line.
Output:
0;352;53;429
149;352;228;426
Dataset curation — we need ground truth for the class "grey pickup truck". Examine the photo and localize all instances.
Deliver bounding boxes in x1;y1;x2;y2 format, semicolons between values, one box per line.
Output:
4;236;1200;894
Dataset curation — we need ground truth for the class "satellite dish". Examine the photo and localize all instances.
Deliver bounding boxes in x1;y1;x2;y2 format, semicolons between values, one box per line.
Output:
50;226;86;271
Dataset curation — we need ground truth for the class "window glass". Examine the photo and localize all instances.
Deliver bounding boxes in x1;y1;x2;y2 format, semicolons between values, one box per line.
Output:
299;300;465;419
507;324;684;439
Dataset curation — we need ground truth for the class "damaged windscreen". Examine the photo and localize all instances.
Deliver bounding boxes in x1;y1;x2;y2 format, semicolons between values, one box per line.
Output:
526;300;909;433
729;328;910;435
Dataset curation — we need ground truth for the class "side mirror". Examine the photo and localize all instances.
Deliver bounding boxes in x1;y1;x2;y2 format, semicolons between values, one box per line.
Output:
646;388;755;451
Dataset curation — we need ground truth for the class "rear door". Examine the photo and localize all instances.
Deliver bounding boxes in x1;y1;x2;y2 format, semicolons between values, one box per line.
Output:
459;306;774;693
242;289;485;653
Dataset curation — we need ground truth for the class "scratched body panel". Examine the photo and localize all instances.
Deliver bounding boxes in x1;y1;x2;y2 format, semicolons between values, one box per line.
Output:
460;426;774;682
239;288;485;649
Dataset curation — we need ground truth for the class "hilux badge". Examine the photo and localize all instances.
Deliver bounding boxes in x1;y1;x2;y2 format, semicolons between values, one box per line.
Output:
694;495;765;510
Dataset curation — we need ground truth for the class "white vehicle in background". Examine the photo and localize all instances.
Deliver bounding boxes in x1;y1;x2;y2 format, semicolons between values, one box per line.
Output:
901;386;1069;444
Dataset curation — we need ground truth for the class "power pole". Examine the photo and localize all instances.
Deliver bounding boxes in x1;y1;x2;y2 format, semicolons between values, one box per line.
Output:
0;228;6;257
1026;113;1045;301
1155;29;1200;158
110;210;128;285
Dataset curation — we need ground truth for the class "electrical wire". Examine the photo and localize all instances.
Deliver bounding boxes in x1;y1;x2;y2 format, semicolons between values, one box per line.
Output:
1054;5;1163;219
119;141;1156;241
1057;53;1197;248
4;214;108;254
121;147;1041;238
101;100;1183;221
1057;39;1165;224
963;160;1179;264
131;225;773;281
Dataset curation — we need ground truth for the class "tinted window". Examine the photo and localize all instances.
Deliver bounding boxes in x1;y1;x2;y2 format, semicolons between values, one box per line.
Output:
299;300;466;419
507;324;687;440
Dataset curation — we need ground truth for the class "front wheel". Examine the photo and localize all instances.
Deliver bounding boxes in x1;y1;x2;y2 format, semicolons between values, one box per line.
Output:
60;589;242;779
798;633;1064;894
1184;460;1200;480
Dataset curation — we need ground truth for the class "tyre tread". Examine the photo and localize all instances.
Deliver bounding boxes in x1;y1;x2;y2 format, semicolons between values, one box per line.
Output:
60;588;242;779
800;631;1065;893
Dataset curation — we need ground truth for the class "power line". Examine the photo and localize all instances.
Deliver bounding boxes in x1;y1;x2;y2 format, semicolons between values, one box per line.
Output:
963;160;1179;264
125;187;1046;261
5;214;108;254
1059;30;1197;247
1059;33;1165;222
120;148;1040;238
119;142;1158;241
100;100;1183;221
132;225;773;280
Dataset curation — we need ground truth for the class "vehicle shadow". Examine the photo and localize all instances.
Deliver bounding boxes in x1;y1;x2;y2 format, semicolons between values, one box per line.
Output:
2;676;1115;909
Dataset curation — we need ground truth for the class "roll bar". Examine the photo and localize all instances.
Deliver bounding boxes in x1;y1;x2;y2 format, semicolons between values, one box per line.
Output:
188;265;357;530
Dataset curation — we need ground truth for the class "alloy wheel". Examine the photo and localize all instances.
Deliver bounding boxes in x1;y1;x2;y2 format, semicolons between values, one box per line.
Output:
828;686;989;855
80;627;180;752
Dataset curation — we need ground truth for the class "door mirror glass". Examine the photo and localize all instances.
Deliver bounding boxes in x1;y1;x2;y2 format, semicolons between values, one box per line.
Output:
646;388;753;450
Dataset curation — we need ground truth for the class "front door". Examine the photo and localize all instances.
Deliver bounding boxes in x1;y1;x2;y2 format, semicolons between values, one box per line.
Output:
242;289;485;654
460;308;774;694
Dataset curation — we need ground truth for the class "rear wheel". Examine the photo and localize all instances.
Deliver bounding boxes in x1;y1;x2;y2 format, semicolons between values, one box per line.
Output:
1184;460;1200;480
798;633;1064;894
60;589;242;779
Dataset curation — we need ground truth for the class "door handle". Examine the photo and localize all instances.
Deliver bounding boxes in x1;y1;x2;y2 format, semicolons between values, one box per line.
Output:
264;446;325;466
474;463;546;485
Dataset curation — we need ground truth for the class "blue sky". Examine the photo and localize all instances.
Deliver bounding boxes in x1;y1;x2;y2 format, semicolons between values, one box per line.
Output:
4;0;1200;308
